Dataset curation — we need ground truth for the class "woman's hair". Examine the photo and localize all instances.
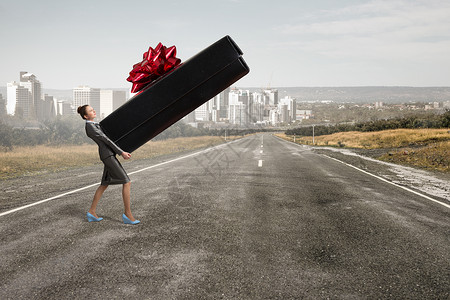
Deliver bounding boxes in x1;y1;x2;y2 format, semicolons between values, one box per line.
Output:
77;105;89;120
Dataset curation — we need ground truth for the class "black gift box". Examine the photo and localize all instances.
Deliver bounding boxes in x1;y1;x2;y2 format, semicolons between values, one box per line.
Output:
100;35;250;153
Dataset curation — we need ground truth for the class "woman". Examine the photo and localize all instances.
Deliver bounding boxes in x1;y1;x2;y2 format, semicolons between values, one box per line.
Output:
77;104;140;225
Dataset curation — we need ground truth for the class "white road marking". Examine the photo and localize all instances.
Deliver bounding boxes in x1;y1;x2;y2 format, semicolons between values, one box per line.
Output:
0;139;243;217
275;134;450;209
258;160;263;167
261;145;263;148
260;150;263;154
0;183;100;217
323;155;450;209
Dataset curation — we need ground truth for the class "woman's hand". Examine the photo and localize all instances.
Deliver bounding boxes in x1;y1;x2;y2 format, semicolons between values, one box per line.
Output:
121;152;131;160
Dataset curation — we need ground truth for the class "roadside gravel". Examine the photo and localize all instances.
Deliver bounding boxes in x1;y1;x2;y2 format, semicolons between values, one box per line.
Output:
313;147;450;202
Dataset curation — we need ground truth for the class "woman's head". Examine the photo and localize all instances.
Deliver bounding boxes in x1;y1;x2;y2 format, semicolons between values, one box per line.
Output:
77;105;96;120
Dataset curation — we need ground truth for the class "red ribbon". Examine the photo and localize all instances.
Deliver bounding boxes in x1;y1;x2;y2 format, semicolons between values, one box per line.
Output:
127;43;181;93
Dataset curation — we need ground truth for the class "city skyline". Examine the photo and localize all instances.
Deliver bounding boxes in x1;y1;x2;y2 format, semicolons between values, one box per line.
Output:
2;69;297;127
1;69;447;129
1;0;450;90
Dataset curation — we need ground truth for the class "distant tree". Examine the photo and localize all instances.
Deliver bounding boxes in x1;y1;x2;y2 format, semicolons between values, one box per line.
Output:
14;107;24;119
0;122;13;151
286;111;449;137
439;109;450;128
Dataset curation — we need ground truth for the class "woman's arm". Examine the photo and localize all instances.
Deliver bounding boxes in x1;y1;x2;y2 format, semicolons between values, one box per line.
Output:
86;122;126;156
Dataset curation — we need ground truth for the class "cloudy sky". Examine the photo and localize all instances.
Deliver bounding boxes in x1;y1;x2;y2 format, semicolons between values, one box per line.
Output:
1;0;449;89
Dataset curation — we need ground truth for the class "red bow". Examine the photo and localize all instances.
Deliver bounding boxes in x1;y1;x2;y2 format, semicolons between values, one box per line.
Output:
127;43;181;93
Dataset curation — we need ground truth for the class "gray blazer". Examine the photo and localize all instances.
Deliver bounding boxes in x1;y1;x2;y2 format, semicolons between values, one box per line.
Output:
85;121;124;160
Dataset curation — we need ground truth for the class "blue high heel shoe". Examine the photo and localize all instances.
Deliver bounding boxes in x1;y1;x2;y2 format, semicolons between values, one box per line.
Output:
87;212;103;222
122;213;140;225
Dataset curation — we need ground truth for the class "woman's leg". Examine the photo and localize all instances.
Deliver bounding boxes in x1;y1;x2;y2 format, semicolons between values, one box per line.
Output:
122;182;136;221
89;185;108;217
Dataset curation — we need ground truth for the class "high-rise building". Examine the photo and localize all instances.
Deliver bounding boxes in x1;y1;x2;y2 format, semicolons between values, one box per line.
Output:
229;89;241;106
99;90;127;119
249;91;265;123
73;86;100;113
112;91;127;111
279;104;289;124
264;89;278;106
56;100;73;116
20;72;41;119
7;81;32;118
195;101;210;121
194;87;231;122
41;94;56;121
250;101;265;123
229;102;248;126
279;96;297;123
269;109;279;125
228;89;251;125
219;87;230;118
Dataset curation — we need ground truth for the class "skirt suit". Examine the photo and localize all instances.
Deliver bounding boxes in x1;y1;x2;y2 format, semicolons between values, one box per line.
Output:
85;121;130;186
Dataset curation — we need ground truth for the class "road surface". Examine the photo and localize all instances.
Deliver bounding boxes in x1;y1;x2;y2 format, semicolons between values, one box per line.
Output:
1;134;449;299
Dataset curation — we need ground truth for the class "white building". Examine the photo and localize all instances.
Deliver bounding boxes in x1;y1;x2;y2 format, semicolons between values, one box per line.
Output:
193;88;231;122
7;81;32;118
278;96;297;123
211;109;220;122
55;100;73;116
264;89;278;106
99;90;127;119
228;89;241;106
252;91;264;104
219;87;230;118
227;89;251;125
41;94;56;121
375;101;384;109
195;100;211;121
229;102;248;125
269;109;279;125
20;72;42;119
296;109;313;120
250;101;265;123
279;104;289;124
73;86;100;114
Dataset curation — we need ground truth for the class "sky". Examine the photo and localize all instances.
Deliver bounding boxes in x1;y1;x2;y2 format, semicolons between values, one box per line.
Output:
1;0;450;90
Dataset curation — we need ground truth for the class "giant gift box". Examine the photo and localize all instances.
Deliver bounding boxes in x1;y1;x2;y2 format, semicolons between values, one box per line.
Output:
100;35;250;153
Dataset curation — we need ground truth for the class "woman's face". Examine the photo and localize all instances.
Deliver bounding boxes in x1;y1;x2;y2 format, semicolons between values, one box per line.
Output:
84;106;97;121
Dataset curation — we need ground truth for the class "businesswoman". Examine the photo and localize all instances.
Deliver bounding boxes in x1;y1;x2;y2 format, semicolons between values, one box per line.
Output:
77;104;140;225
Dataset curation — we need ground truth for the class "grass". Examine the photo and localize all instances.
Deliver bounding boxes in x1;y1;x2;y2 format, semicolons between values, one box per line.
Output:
378;141;449;172
277;129;450;172
0;136;239;180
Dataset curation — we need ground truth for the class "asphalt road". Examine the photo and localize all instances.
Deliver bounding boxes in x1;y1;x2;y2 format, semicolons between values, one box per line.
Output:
1;133;449;299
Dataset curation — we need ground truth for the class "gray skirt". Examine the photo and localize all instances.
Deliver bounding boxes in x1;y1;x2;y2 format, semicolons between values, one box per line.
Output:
101;155;130;186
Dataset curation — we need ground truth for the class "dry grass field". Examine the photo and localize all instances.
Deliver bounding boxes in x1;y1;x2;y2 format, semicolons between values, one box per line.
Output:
378;141;449;172
0;136;238;180
277;129;450;172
